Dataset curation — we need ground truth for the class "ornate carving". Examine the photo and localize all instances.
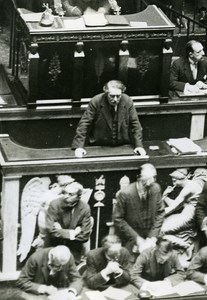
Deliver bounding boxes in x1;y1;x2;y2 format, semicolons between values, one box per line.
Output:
136;50;152;76
48;52;61;83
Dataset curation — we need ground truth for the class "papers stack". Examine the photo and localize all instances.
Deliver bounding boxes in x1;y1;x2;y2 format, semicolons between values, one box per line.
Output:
167;137;202;154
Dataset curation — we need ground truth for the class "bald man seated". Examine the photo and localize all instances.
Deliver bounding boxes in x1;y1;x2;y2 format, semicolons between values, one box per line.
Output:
16;246;83;300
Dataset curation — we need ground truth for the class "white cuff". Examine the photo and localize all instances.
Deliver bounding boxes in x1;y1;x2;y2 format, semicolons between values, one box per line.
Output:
69;230;76;240
38;285;47;294
183;83;190;94
100;269;110;281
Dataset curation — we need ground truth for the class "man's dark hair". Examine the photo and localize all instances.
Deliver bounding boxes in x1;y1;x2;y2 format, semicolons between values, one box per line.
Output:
156;236;173;252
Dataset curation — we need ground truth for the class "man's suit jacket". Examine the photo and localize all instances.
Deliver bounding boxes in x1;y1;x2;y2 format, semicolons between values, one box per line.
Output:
187;246;207;284
196;182;207;229
71;93;143;149
62;0;110;13
16;248;83;295
169;56;207;92
131;247;185;289
113;182;165;245
85;247;131;290
45;198;91;242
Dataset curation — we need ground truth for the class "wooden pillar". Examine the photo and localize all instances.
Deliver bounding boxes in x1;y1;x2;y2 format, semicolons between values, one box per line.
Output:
72;42;85;103
1;175;21;273
118;40;129;86
28;43;39;108
160;39;173;103
190;112;205;140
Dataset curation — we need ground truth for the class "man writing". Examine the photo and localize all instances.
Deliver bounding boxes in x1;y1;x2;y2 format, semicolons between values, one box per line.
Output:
72;80;146;158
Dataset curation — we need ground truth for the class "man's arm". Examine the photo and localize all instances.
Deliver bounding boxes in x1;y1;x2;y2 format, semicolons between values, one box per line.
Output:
114;248;131;287
187;247;207;284
16;255;46;294
128;99;143;148
148;183;165;238
73;205;92;242
71;99;97;150
130;252;149;289
67;255;83;295
113;192;140;242
164;253;186;286
169;60;187;92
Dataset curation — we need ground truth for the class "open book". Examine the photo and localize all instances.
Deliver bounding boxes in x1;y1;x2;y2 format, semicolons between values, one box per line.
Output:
83;13;129;27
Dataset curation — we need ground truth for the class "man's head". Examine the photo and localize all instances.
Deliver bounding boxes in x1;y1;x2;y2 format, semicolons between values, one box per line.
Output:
155;236;173;264
186;40;205;63
62;181;83;207
103;80;126;107
138;163;157;187
102;234;122;262
169;168;188;187
48;246;71;275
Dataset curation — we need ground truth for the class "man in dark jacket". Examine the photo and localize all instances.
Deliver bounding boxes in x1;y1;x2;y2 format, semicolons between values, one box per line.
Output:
45;181;92;264
71;80;146;158
113;163;165;257
16;246;82;299
170;40;207;93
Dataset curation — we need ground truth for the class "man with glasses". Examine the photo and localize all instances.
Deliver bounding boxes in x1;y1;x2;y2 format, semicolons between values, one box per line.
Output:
170;40;207;94
130;236;185;294
16;245;82;299
45;182;92;264
72;80;146;158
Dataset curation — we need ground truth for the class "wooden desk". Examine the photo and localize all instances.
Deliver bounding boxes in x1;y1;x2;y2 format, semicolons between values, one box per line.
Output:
0;134;207;279
13;5;174;106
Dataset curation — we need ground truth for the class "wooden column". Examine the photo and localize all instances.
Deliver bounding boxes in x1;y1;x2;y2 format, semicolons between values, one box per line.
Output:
118;40;129;86
1;175;21;273
190;111;206;140
160;39;173;103
28;43;39;108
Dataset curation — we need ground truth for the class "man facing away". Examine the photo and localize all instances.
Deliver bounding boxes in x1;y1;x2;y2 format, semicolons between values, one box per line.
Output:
71;80;146;158
170;40;207;94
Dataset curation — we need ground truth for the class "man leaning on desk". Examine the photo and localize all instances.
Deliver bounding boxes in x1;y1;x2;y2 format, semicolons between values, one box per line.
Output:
170;40;207;94
71;80;146;158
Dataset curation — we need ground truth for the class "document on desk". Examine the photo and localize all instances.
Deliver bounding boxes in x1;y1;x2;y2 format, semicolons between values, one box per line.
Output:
20;12;42;22
167;137;202;154
173;281;205;296
102;286;132;300
177;90;207;97
63;17;85;29
85;291;107;300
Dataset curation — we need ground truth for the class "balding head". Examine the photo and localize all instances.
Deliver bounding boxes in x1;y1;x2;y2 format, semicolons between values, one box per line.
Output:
48;246;71;275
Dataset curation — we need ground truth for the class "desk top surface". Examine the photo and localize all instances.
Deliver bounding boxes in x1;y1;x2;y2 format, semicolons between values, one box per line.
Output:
18;5;175;34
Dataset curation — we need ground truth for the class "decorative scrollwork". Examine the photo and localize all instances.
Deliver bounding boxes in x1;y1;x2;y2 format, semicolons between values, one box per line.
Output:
136;50;152;76
48;52;61;83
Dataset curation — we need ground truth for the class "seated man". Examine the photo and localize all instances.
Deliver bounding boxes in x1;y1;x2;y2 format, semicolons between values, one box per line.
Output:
16;246;82;299
130;236;185;293
61;0;111;16
170;40;207;94
187;245;207;284
84;234;131;290
113;163;165;259
45;181;92;264
71;80;146;158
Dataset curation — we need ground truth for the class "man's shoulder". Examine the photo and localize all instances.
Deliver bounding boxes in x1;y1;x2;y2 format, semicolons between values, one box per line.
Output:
77;200;91;210
29;247;51;262
118;182;137;195
87;247;104;258
149;182;161;192
172;56;187;67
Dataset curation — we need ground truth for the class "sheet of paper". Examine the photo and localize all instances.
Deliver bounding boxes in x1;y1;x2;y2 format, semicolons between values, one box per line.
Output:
83;13;108;27
167;137;202;154
20;12;42;22
85;291;107;300
63;18;85;30
102;286;132;300
130;21;148;27
173;281;205;296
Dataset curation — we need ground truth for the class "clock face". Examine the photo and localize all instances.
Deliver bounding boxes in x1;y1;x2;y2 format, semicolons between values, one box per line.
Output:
94;190;105;201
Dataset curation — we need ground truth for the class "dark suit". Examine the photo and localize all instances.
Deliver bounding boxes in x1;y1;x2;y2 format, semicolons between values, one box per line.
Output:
85;247;131;290
45;198;91;262
187;246;207;284
131;247;185;289
71;93;143;149
16;248;83;295
113;182;165;250
62;0;110;14
169;57;207;92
